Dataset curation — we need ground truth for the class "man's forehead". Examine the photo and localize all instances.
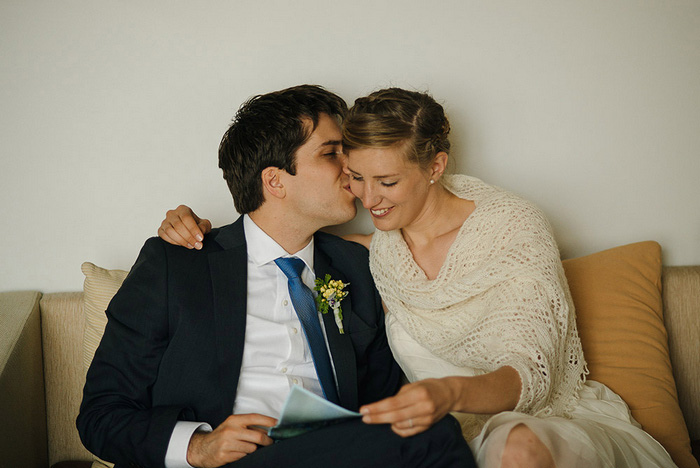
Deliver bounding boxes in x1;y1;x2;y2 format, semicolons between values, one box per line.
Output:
303;114;342;143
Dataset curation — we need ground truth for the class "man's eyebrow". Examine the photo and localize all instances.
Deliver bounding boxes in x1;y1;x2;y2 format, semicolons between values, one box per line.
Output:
314;140;342;150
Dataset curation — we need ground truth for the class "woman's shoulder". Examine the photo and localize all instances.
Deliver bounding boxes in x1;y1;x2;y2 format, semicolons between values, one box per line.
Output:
444;175;556;253
447;174;548;223
341;233;373;249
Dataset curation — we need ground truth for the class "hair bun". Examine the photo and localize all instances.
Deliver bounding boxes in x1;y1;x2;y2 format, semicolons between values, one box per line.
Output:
441;119;451;137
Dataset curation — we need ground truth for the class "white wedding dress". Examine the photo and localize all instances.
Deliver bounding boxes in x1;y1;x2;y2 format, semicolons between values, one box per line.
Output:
386;312;676;467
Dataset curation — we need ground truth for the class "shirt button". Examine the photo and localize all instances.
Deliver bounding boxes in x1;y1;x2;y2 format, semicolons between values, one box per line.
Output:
292;378;299;385
283;299;289;306
292;327;298;334
281;367;287;373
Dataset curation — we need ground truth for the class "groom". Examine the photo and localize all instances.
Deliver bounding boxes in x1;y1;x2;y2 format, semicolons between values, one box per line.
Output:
77;85;473;468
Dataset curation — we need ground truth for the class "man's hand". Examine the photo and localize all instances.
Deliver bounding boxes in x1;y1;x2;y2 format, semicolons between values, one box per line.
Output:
187;414;277;468
158;205;212;250
359;379;457;437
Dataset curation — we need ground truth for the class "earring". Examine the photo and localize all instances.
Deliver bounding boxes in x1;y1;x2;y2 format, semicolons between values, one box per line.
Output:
429;179;435;185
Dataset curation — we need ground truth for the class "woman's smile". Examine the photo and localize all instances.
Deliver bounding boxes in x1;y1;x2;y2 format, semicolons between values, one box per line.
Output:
370;206;394;217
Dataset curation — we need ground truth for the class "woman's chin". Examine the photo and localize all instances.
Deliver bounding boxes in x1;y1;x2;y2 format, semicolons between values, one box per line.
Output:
370;216;400;232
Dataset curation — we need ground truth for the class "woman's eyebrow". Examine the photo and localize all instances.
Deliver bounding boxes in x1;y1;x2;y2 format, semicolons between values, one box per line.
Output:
346;166;400;179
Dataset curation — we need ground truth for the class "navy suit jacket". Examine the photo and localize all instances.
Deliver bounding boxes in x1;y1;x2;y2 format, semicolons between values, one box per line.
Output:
77;217;401;468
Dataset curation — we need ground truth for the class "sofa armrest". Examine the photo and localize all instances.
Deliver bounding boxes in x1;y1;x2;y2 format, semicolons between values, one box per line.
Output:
0;291;49;467
663;266;700;443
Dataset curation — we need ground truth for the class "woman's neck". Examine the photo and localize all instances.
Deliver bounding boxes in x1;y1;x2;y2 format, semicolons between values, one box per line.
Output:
399;184;475;280
400;184;473;248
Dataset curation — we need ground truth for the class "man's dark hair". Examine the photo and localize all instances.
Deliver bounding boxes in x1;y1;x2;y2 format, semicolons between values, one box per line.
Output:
219;85;347;214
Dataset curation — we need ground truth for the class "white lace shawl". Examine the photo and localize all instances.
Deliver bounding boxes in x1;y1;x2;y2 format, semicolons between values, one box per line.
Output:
370;175;587;417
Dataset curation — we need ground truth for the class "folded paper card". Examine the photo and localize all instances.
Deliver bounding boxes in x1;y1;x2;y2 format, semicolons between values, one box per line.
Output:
267;385;361;439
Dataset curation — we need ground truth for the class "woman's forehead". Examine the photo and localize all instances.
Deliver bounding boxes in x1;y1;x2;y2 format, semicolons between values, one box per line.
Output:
346;146;422;173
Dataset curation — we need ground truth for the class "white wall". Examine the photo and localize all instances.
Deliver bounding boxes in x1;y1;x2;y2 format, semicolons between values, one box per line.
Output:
2;0;699;293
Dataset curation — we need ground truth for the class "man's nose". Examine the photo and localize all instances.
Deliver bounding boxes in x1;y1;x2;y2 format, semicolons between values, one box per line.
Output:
333;152;348;171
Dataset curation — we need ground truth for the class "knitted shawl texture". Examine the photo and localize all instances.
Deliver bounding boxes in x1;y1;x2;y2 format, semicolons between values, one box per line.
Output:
370;175;587;417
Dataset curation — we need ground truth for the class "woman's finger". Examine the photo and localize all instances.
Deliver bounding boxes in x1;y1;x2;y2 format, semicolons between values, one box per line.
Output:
198;218;213;235
159;225;192;248
175;216;204;249
391;422;431;438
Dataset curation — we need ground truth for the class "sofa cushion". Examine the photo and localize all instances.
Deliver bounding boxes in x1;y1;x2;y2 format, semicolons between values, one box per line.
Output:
81;262;128;376
81;262;128;468
563;241;697;468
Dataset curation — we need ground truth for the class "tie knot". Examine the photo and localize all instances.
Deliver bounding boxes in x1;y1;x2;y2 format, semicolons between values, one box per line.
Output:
274;257;306;280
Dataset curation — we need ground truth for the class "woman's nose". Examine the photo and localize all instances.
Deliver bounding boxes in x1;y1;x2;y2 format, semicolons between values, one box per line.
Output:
360;185;379;208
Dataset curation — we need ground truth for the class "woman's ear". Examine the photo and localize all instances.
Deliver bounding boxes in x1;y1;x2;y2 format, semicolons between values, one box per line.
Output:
430;152;448;182
261;167;286;200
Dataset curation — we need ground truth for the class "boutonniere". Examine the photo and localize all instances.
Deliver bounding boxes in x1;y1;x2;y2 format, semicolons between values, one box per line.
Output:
314;274;349;334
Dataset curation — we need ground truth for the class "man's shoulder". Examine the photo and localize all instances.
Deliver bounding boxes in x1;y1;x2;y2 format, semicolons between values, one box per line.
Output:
137;223;232;261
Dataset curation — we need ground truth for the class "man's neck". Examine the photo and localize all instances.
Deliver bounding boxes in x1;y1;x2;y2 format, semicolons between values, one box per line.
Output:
248;210;315;254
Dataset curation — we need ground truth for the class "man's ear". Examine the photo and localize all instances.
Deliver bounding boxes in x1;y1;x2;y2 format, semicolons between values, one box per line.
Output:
261;167;286;200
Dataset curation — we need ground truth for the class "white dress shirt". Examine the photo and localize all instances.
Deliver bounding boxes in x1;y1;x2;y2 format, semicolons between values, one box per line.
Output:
165;215;332;467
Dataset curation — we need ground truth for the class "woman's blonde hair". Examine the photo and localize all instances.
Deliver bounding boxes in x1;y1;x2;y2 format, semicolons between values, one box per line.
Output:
342;88;450;168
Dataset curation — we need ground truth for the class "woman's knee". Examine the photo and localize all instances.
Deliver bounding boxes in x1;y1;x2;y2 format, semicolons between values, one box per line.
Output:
500;424;554;468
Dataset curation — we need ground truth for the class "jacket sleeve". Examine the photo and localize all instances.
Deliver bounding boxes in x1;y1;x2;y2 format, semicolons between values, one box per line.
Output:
77;237;189;468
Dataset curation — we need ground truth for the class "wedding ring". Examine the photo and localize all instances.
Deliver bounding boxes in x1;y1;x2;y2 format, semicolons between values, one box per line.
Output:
408;418;413;428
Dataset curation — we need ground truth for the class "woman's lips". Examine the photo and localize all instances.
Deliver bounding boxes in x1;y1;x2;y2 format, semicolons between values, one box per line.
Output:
370;207;393;217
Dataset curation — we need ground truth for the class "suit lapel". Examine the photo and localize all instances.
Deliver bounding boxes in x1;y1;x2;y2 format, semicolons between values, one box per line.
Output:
314;245;359;410
209;218;247;422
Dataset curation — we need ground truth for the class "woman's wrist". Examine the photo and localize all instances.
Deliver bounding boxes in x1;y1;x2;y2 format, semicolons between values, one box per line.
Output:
440;367;522;415
442;376;470;413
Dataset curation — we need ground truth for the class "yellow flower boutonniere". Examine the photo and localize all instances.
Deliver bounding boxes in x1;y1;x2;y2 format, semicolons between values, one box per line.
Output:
314;274;349;334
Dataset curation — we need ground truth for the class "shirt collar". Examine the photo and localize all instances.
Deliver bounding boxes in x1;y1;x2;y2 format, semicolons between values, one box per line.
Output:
243;214;315;271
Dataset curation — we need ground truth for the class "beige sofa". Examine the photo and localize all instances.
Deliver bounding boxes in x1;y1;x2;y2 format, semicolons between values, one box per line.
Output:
1;241;699;468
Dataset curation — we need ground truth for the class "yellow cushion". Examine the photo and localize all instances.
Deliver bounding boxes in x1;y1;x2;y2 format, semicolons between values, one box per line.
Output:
563;241;696;468
81;262;127;468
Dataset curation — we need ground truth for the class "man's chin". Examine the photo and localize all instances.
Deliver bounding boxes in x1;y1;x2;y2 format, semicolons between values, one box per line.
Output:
318;209;356;232
331;201;357;225
337;205;357;224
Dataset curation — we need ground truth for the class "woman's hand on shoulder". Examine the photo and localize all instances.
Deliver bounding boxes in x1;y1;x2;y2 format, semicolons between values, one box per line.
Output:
158;205;212;250
341;233;373;249
359;378;458;437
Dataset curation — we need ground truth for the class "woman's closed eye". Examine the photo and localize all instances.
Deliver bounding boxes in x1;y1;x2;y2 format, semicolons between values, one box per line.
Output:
349;174;397;186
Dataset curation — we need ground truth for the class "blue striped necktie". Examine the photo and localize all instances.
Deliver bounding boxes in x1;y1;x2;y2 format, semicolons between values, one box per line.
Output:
274;257;340;405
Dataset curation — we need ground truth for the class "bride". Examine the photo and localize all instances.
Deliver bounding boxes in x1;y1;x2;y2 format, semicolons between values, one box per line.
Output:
158;87;676;468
